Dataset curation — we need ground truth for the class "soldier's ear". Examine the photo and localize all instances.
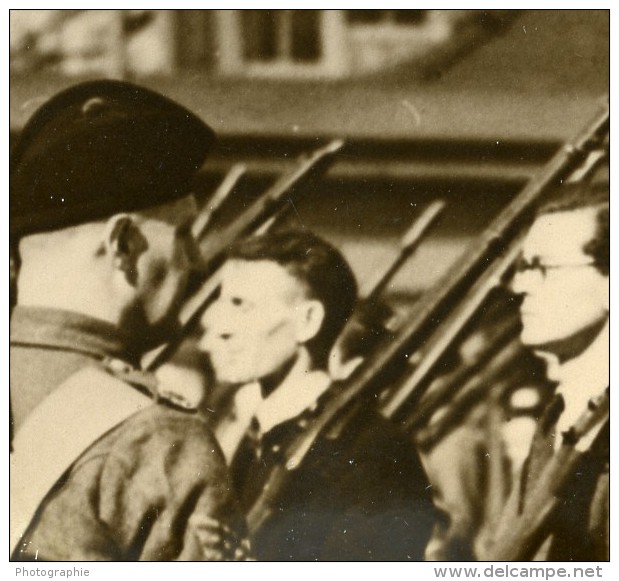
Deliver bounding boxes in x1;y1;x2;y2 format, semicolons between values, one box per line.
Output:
295;299;325;344
103;214;147;286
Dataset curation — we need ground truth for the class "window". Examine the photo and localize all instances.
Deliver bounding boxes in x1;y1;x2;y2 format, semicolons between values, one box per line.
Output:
213;9;464;79
346;10;428;26
241;10;321;63
215;10;346;78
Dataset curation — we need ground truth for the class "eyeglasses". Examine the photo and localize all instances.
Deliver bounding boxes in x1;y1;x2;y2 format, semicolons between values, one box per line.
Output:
514;255;597;278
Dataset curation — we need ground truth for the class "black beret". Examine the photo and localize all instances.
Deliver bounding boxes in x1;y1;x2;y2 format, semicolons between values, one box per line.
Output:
10;79;215;237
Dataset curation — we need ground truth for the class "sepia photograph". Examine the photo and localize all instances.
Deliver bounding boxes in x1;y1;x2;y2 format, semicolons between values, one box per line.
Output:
7;6;610;572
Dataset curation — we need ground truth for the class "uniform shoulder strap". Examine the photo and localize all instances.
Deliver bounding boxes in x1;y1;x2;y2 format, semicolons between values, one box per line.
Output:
10;365;153;557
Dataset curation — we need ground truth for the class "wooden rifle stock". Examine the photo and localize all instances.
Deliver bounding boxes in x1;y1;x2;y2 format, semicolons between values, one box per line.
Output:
144;139;345;371
381;102;609;424
333;199;446;368
246;103;609;535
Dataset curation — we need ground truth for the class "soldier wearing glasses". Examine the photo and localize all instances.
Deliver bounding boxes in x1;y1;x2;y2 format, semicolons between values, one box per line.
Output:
481;181;609;561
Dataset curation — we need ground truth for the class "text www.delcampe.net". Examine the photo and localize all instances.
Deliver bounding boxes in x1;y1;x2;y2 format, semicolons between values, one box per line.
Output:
434;565;606;580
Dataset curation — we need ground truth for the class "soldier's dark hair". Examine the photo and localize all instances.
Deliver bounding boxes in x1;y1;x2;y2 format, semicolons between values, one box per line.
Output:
536;181;609;275
226;230;358;369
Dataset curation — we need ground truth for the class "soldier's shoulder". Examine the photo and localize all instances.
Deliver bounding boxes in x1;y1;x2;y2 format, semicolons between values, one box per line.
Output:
101;357;203;413
86;358;213;447
56;360;218;484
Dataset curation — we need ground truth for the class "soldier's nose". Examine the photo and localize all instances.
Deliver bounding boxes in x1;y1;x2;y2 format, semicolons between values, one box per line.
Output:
197;326;232;351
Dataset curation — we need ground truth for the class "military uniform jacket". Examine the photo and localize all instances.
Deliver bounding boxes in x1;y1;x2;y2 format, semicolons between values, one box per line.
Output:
231;393;438;561
10;307;248;561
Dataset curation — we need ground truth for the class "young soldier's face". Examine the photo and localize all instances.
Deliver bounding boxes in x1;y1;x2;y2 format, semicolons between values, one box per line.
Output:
199;259;313;385
512;208;608;357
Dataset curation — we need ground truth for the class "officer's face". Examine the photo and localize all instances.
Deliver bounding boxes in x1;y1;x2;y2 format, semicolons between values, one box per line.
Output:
133;195;200;341
511;209;608;357
199;259;311;385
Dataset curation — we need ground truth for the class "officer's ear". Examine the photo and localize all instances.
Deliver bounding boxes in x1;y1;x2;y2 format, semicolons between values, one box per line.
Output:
103;214;147;286
294;299;325;344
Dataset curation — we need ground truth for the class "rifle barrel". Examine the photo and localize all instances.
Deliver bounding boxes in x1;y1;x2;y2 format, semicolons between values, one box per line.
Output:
192;163;247;241
365;199;446;301
381;235;524;419
198;138;345;274
379;103;608;420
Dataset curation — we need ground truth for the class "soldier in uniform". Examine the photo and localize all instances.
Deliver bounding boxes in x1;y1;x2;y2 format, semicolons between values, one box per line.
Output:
479;181;609;560
199;230;437;561
10;80;249;561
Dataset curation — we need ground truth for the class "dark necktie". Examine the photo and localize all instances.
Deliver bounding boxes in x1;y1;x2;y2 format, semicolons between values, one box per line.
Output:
523;393;565;495
230;415;305;512
230;416;271;510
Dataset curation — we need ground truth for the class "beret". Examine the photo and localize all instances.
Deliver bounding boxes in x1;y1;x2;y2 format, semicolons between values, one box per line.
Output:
10;79;215;237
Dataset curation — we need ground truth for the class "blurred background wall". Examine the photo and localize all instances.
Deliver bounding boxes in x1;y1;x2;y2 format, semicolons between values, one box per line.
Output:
9;9;609;306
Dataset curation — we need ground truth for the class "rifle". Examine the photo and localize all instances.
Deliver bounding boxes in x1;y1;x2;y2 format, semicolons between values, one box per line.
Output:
414;338;527;451
331;199;447;374
144;139;345;371
191;163;247;241
480;390;609;561
380;234;525;420
381;101;609;423
402;311;520;434
195;139;344;276
362;200;446;301
245;103;609;535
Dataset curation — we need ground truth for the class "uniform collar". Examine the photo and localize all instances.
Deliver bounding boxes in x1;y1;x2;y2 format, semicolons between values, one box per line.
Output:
256;369;331;435
10;306;137;366
233;352;331;436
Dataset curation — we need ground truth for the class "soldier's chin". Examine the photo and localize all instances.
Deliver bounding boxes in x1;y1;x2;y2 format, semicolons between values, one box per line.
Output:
211;364;254;386
519;317;549;344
